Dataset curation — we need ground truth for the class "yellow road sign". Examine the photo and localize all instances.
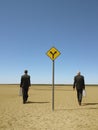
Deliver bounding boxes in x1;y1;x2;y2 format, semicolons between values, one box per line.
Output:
46;47;61;60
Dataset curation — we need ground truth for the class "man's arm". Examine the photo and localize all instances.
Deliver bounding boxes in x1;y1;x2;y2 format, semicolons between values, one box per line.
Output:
20;76;23;87
82;76;85;89
28;76;31;87
73;77;76;90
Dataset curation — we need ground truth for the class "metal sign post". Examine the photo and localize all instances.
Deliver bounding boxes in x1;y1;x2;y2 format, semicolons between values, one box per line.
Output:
52;60;54;111
46;47;61;111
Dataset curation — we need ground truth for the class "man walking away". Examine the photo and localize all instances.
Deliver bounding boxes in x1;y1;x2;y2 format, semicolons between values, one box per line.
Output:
20;70;31;104
73;72;85;106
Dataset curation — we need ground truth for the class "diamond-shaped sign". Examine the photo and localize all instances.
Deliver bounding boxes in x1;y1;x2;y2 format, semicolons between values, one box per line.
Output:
46;47;61;60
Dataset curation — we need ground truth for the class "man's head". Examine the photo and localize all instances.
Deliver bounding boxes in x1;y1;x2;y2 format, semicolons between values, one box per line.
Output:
24;70;28;74
77;71;81;75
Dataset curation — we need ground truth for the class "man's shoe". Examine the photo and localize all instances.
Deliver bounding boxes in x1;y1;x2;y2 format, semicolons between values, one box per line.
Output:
23;101;26;104
79;101;81;106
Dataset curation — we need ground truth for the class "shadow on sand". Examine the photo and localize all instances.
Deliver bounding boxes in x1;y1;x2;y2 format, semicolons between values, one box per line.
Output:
26;101;50;104
33;88;73;91
54;102;98;111
82;102;98;106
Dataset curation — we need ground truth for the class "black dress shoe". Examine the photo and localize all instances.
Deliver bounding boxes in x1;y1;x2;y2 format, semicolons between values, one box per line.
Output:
23;101;26;104
78;101;81;106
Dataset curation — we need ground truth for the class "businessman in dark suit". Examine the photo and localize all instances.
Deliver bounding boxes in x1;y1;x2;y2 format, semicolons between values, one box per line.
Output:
73;72;85;105
20;70;31;104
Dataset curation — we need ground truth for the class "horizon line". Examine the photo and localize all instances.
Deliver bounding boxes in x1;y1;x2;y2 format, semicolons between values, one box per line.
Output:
0;83;98;86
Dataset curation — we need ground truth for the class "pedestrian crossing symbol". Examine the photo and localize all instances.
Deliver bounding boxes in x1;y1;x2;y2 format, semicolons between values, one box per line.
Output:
46;47;61;60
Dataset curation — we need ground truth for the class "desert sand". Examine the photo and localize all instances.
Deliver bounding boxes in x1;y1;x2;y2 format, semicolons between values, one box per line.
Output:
0;84;98;130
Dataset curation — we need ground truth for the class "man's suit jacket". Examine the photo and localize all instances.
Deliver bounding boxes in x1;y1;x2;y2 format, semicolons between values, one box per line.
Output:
73;75;85;90
20;74;31;88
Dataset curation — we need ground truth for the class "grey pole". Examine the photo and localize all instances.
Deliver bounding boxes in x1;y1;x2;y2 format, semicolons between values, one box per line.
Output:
52;60;55;111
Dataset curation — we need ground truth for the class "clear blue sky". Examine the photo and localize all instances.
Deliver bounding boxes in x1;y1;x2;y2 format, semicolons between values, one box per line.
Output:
0;0;98;84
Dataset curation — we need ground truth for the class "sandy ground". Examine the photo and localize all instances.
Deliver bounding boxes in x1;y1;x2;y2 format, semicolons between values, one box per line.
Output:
0;85;98;130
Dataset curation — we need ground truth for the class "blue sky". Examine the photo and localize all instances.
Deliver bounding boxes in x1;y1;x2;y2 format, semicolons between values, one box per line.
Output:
0;0;98;84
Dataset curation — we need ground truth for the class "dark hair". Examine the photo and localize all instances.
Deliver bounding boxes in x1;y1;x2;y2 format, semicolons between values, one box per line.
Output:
24;70;28;74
